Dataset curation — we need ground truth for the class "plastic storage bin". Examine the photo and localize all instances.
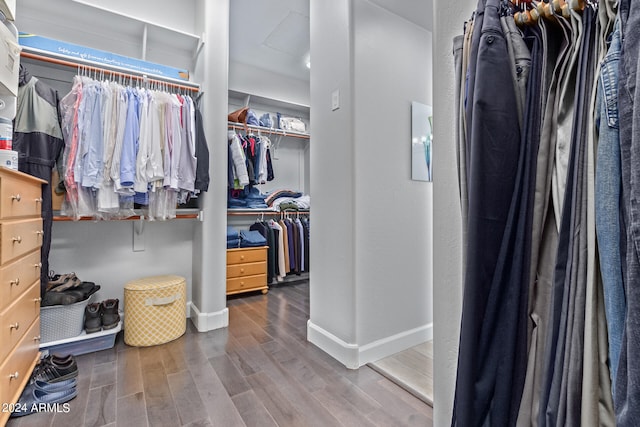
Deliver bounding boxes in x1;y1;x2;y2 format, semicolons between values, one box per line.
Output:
40;321;121;356
40;294;94;343
124;275;186;347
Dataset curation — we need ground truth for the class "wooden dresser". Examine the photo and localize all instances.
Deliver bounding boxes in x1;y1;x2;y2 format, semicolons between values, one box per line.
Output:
226;246;268;295
0;168;45;426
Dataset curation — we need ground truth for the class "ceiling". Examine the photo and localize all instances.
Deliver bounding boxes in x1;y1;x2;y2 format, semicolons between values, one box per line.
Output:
229;0;433;83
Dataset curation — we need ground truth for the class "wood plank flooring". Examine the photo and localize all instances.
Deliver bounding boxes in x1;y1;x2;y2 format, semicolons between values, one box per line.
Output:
6;282;433;427
368;341;433;406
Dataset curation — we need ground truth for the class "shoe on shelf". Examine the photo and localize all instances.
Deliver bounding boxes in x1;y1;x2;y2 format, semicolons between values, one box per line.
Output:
41;290;82;306
46;272;78;292
50;275;82;292
42;282;101;307
84;302;102;333
32;355;78;383
10;383;77;418
101;299;120;330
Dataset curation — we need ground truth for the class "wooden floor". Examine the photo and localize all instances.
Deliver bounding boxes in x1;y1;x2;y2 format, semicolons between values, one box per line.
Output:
368;341;433;406
7;281;432;427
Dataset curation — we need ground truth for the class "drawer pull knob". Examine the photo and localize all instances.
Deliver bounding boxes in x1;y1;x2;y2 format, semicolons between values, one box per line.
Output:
36;230;44;237
34;335;41;342
35;262;42;270
240;268;245;273
9;372;19;380
35;197;43;204
240;256;245;260
11;194;21;202
9;322;19;331
12;236;22;244
34;297;42;303
10;278;19;286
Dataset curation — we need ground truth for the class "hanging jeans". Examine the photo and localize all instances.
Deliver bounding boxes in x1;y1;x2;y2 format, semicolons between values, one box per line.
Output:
452;0;523;423
616;0;640;424
595;17;625;394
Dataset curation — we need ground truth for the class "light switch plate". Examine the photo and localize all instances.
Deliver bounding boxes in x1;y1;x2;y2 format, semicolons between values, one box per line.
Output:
331;90;340;111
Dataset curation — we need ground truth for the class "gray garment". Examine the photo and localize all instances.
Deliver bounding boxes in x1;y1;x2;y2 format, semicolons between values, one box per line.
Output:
551;13;581;232
518;16;572;427
500;15;532;129
460;17;474;268
453;33;469;272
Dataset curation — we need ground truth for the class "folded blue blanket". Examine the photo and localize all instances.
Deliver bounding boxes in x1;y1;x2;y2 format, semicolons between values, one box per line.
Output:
240;230;267;247
227;226;240;241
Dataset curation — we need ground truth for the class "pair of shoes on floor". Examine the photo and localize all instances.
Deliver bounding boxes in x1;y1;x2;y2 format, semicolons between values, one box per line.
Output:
84;299;120;334
31;354;79;383
47;271;82;292
41;281;101;307
11;358;77;418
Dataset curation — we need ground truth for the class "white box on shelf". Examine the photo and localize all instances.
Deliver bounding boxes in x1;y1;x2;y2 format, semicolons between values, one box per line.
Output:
0;18;19;96
0;0;15;21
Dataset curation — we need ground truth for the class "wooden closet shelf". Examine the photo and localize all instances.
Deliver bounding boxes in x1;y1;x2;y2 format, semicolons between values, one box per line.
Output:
53;209;201;222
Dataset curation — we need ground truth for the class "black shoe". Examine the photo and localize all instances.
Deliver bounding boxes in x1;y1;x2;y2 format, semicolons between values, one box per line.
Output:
32;357;78;383
42;354;75;366
84;303;102;333
41;290;83;306
101;299;120;330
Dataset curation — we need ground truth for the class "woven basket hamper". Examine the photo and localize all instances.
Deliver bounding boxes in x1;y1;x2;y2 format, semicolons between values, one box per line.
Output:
123;275;186;347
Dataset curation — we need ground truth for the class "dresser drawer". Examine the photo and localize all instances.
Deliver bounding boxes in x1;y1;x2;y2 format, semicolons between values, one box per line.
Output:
227;274;267;294
227;261;266;279
0;218;43;264
0;281;40;361
0;251;41;313
0;318;40;414
0;173;43;219
227;247;268;265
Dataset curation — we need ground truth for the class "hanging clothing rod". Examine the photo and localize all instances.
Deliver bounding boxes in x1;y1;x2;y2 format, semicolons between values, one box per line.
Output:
228;122;310;140
227;209;310;216
20;49;200;93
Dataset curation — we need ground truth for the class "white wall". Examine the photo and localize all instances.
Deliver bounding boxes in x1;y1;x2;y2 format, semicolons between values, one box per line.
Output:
309;0;357;346
229;61;310;107
15;0;198;71
49;221;196;306
75;0;197;34
432;0;474;424
353;0;433;348
309;0;433;367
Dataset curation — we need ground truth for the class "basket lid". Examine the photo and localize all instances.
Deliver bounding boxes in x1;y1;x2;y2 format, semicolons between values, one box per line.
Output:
124;275;186;291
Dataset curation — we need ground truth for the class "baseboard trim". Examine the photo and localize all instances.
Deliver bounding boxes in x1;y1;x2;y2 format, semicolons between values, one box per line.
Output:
189;303;229;332
307;320;360;369
307;320;433;369
359;323;433;365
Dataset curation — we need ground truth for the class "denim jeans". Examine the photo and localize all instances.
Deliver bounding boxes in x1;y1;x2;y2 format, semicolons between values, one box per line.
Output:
595;17;625;394
616;0;640;424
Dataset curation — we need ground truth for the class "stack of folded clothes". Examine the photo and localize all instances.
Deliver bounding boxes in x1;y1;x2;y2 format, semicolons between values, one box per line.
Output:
240;230;267;247
42;272;101;307
227;226;241;248
10;354;79;418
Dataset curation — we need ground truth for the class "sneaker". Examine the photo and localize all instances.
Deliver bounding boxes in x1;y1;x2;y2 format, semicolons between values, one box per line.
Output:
32;357;78;383
10;382;77;418
101;299;120;330
84;302;102;333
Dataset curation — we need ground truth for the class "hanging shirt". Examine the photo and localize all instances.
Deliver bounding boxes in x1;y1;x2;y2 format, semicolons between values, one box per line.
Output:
120;87;140;190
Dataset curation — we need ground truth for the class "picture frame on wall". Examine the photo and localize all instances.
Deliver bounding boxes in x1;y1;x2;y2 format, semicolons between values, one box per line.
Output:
411;101;433;182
